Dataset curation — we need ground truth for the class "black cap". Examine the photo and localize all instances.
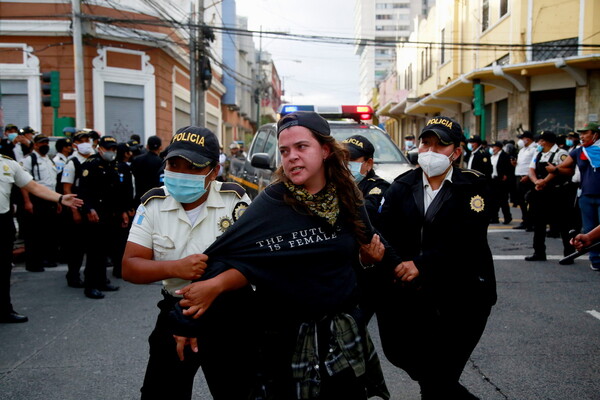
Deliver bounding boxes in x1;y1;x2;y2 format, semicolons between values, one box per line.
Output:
467;135;482;144
405;135;415;140
491;140;503;148
5;124;18;131
20;126;37;135
147;135;162;151
33;134;49;143
342;135;375;160
98;136;118;149
567;131;579;139
165;126;220;168
73;130;90;141
419;116;464;146
88;130;100;140
277;111;330;138
518;130;534;139
127;139;140;150
55;138;72;151
538;131;557;143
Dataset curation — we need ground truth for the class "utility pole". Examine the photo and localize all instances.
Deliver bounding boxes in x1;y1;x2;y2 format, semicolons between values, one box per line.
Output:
255;26;262;129
190;1;197;126
190;0;206;127
197;0;206;128
72;0;86;128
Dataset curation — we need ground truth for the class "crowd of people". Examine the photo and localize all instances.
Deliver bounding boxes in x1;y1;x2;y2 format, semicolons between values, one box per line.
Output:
449;123;600;266
1;115;598;400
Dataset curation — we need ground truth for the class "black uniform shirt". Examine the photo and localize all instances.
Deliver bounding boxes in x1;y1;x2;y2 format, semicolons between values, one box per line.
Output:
78;154;128;218
357;169;390;222
377;167;497;309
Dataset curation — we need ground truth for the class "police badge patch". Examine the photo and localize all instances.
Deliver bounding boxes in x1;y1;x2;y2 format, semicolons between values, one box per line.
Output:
368;187;382;195
470;195;484;212
232;201;248;222
218;216;233;232
82;169;89;177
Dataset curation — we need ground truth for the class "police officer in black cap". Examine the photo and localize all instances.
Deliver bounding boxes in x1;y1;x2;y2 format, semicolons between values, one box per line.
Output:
77;136;127;298
526;131;574;261
466;135;492;178
343;135;390;222
131;135;163;205
375;116;496;400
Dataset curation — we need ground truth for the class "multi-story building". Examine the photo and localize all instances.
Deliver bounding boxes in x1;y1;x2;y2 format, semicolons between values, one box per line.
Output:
384;0;600;146
0;0;281;147
354;0;433;105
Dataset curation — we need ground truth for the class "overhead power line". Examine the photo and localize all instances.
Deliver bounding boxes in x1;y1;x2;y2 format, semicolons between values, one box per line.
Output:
11;13;600;51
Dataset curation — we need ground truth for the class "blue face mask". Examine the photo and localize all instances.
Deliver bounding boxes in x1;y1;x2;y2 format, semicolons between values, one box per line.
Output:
536;145;543;152
566;139;573;147
488;148;494;155
348;161;366;183
164;169;212;204
467;143;474;151
7;133;18;142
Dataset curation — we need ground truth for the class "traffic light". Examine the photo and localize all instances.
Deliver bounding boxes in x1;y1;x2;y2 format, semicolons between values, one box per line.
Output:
41;71;60;108
473;82;484;116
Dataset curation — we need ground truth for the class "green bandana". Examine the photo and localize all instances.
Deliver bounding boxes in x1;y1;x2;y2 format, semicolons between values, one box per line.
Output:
284;182;339;226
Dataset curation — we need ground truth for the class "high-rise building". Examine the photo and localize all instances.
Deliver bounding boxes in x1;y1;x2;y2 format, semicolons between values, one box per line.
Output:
354;0;433;104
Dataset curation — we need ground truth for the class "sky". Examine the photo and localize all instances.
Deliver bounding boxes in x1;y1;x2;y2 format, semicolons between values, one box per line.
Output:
235;0;361;106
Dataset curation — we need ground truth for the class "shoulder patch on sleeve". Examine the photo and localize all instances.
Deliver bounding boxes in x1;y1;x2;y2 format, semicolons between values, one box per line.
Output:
220;182;246;199
368;187;382;195
232;201;249;222
141;187;167;206
560;154;567;162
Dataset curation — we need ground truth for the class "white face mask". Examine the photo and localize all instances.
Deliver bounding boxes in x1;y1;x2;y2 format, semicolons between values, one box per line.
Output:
76;142;93;155
517;139;525;148
418;150;453;177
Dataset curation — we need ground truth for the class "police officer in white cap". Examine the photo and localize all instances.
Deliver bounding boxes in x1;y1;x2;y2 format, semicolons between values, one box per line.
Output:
122;126;255;400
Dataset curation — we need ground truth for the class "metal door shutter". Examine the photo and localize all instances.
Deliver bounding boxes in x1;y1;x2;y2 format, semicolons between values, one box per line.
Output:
531;88;575;135
0;80;29;128
104;82;144;142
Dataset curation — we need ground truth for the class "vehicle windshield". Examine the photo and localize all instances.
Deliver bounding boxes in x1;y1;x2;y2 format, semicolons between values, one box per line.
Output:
330;126;409;163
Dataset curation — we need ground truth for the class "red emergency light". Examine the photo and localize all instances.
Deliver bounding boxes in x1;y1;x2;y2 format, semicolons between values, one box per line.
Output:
341;105;374;121
279;105;374;122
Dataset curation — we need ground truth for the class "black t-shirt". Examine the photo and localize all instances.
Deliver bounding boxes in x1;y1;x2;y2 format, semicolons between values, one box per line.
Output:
204;183;359;319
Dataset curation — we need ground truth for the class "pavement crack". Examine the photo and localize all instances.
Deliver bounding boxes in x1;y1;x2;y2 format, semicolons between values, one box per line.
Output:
469;357;509;399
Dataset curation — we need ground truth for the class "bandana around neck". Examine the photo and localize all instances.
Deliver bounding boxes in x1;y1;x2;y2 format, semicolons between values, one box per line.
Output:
284;181;339;226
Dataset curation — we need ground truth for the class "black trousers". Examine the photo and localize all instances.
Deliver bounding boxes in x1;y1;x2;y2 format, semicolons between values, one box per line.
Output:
84;216;122;289
141;293;257;400
529;187;575;256
489;178;512;221
515;176;534;228
0;212;16;314
64;210;88;283
377;290;491;400
22;195;58;269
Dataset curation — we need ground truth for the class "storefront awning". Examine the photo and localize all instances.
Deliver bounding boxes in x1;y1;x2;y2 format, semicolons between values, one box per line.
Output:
404;54;600;116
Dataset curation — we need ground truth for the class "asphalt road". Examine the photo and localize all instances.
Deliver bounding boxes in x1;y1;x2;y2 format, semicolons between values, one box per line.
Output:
1;219;599;399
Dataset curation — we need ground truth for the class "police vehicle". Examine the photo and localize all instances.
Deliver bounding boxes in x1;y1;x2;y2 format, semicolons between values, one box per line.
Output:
228;105;414;198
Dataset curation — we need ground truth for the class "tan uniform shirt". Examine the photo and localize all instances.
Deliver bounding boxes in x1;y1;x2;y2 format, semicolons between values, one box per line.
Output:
127;181;251;295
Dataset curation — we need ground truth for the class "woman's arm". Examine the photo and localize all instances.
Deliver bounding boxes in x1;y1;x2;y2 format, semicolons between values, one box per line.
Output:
176;268;249;319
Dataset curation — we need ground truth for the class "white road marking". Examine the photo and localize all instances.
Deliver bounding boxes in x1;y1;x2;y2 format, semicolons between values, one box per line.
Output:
493;255;564;260
586;310;600;321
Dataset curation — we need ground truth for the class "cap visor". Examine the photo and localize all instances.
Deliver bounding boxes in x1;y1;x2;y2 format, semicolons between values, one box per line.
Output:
419;129;455;145
165;149;213;168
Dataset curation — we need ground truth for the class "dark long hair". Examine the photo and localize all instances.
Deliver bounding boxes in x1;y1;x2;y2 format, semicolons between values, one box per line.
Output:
273;129;368;244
